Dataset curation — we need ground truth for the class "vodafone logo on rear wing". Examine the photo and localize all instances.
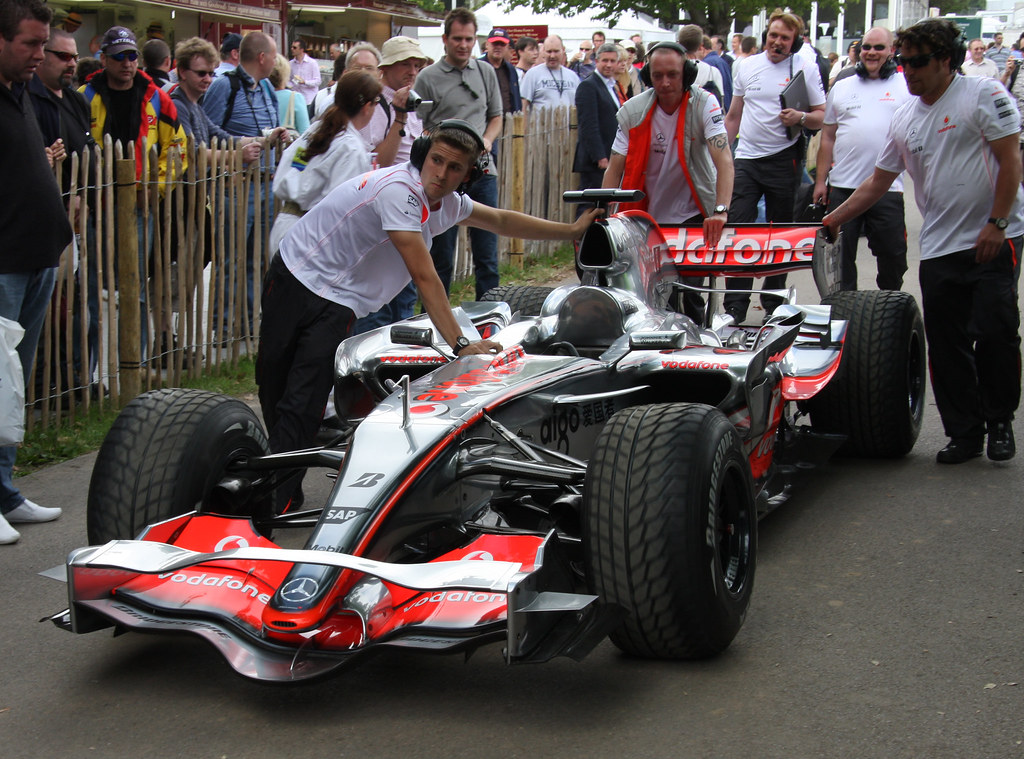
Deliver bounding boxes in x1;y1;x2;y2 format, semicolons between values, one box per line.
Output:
662;225;819;276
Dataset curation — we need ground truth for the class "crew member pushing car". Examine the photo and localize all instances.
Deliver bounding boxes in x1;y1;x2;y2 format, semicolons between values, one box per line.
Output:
257;120;600;507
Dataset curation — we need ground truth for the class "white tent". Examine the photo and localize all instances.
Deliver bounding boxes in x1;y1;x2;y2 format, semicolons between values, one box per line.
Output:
416;1;677;61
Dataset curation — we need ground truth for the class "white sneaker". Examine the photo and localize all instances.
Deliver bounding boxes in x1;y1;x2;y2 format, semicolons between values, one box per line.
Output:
6;499;62;524
0;513;20;544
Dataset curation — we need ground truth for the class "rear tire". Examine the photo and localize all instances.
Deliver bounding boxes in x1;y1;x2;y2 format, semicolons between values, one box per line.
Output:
87;389;270;543
479;285;554;316
807;290;926;457
584;403;756;659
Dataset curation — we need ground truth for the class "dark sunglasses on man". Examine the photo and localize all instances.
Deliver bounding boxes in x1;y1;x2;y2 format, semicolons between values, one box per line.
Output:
894;52;935;68
46;49;78;62
108;50;139;62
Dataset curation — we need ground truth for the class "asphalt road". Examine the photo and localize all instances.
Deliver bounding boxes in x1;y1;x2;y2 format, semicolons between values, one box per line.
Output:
1;184;1021;759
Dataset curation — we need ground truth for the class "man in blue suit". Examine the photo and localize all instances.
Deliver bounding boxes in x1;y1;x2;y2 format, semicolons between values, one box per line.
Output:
573;43;621;196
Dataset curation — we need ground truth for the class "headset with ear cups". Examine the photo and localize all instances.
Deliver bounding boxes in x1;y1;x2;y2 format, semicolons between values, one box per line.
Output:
409;118;489;193
855;57;898;79
638;41;699;89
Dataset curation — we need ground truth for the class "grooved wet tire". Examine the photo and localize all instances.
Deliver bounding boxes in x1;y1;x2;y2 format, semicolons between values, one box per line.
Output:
479;285;554;316
807;290;926;457
87;389;270;544
584;403;756;659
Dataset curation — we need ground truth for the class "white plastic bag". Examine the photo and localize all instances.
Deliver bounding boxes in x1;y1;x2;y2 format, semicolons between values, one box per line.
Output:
0;316;25;446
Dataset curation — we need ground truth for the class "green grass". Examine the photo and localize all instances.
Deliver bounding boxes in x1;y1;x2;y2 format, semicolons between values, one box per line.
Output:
16;356;259;476
16;248;576;475
448;245;576;304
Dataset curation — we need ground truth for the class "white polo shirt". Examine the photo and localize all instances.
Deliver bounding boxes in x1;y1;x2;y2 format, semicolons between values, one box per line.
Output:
876;74;1024;259
733;52;825;159
823;72;911;191
280;163;474;317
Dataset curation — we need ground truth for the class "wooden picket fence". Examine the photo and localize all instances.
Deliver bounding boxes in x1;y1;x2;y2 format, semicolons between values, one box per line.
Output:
31;108;578;431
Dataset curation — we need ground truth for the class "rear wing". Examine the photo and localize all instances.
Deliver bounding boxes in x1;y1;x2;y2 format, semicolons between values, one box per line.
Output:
661;223;841;298
565;191;842;300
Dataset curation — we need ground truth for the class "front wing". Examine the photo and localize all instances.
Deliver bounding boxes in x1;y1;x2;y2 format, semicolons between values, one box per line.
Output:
49;514;617;682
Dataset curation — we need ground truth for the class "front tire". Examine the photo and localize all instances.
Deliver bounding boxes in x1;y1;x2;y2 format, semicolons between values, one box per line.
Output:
584;403;756;659
807;290;926;457
479;285;554;316
87;389;271;543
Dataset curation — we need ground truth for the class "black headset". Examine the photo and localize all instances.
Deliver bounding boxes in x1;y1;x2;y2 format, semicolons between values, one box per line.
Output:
409;119;488;193
855;57;899;79
639;41;699;89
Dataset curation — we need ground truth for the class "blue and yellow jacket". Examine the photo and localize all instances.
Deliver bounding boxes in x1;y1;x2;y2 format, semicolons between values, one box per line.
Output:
80;69;188;186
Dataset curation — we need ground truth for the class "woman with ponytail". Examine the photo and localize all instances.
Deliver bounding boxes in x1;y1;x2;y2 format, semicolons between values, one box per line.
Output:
269;70;383;253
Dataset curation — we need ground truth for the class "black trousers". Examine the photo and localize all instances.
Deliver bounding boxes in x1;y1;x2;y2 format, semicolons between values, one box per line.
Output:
826;186;908;291
919;238;1022;441
256;254;355;504
724;141;802;316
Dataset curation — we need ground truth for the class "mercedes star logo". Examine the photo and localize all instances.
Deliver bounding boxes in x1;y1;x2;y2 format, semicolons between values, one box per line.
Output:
280;577;320;603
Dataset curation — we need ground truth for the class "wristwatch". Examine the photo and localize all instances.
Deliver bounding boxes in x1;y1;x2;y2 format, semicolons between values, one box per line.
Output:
988;217;1009;230
713;204;729;215
454;336;471;354
799;112;807;126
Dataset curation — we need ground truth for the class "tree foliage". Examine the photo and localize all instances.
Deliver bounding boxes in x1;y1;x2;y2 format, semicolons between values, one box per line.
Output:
498;0;840;35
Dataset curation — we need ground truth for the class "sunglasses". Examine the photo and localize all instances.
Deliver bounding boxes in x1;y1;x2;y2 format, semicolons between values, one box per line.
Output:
189;68;216;77
46;49;78;62
459;79;479;99
108;50;139;62
895;52;934;68
861;44;888;52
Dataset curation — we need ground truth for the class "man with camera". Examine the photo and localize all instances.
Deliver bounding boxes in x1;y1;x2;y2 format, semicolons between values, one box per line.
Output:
824;19;1023;464
352;36;428;333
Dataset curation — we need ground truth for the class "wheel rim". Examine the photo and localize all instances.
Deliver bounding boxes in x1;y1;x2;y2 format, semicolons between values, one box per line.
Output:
716;463;754;597
906;326;926;425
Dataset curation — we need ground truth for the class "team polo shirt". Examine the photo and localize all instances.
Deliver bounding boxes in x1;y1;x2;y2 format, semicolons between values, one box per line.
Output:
876;74;1024;259
824;72;911;191
610;95;725;221
733;52;825;159
279;162;474;317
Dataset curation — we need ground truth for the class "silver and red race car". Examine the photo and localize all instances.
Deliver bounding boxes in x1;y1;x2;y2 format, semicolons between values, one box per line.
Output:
50;190;926;682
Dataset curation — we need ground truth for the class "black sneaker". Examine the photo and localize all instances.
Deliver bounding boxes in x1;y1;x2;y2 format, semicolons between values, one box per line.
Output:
987;421;1015;461
936;438;984;464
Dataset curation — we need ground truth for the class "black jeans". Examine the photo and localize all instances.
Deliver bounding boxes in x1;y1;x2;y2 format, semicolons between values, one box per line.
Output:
826;186;908;291
724;141;802;317
256;254;355;505
919;238;1022;440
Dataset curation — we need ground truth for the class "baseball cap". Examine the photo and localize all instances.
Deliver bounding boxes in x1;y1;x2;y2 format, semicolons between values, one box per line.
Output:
488;29;511;44
379;36;427;67
220;33;243;55
102;27;138;56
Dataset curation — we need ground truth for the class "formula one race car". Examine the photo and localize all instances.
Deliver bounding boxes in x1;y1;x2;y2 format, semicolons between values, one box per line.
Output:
50;190;926;682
